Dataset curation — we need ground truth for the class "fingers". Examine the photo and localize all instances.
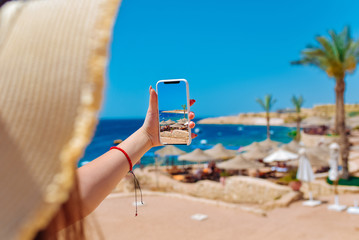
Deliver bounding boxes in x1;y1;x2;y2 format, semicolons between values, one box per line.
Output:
148;86;158;112
189;121;195;128
189;111;195;120
190;99;196;106
191;133;198;139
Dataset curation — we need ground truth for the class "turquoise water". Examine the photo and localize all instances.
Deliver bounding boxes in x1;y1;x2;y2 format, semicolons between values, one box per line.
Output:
78;119;294;167
159;111;187;123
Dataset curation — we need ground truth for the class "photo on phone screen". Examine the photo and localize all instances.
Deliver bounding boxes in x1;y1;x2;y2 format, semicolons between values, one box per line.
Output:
156;79;191;145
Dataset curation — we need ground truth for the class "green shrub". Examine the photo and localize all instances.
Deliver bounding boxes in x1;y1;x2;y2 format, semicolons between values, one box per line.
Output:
288;130;297;139
220;171;231;177
348;111;359;117
277;169;298;185
327;176;359;186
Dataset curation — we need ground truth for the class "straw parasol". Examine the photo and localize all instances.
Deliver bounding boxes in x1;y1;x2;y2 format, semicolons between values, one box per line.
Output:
170;123;185;129
165;119;176;125
217;155;264;170
204;143;237;160
155;145;186;157
280;140;301;153
177;118;188;124
288;146;330;168
305;146;330;167
160;121;167;126
263;149;298;163
154;146;186;187
240;142;268;153
178;149;215;163
239;141;260;152
258;138;280;152
241;148;268;160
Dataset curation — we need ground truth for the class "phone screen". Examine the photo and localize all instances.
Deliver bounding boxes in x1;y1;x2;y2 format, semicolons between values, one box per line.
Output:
156;79;191;145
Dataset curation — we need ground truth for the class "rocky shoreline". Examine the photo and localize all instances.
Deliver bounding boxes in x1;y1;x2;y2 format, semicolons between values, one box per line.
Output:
197;115;285;126
197;104;359;127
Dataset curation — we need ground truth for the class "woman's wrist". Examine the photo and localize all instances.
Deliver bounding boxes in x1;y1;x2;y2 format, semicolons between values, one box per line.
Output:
138;126;157;149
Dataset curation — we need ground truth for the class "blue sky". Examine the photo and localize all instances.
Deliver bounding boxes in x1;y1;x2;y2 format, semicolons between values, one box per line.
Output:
157;81;188;111
101;0;359;119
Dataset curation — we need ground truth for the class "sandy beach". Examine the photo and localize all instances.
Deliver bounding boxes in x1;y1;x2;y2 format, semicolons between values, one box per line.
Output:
89;192;359;240
162;110;187;114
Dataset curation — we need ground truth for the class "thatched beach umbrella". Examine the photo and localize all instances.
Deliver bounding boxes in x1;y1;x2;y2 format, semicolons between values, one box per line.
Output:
259;138;280;152
154;145;186;167
239;141;260;152
241;148;268;161
160;120;167;126
154;145;186;187
217;155;264;170
204;143;237;160
177;118;188;124
170;123;184;129
240;142;269;160
178;149;215;163
281;140;301;153
305;146;330;167
165;119;176;125
263;149;298;163
288;147;329;168
241;142;268;153
155;145;186;157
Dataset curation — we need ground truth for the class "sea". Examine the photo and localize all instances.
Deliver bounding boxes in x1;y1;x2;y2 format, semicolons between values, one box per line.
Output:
78;119;294;168
159;111;187;122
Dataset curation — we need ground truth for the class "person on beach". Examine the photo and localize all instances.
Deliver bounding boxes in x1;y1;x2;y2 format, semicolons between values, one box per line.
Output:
34;89;196;239
0;0;196;239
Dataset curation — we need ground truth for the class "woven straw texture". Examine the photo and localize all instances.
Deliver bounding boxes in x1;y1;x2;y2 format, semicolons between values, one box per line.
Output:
0;0;121;239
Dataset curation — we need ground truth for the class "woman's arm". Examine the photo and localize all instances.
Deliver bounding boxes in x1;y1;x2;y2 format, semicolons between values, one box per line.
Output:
77;86;196;216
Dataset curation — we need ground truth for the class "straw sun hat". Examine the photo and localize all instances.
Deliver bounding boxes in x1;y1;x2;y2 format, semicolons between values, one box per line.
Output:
0;0;121;239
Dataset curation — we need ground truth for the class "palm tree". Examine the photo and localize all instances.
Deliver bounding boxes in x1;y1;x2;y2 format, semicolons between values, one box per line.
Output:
291;26;359;179
291;95;304;141
256;95;276;140
181;104;187;119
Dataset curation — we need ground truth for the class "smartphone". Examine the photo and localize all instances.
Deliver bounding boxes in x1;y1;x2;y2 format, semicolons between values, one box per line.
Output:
156;79;191;145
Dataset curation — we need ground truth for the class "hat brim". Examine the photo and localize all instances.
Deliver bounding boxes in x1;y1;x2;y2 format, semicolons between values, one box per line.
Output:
0;0;121;239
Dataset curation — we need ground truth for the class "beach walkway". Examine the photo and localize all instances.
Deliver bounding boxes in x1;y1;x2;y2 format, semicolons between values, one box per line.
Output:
88;192;359;240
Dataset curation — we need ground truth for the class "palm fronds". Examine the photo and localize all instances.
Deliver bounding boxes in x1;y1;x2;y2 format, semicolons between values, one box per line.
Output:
256;94;276;112
291;95;304;113
291;26;359;78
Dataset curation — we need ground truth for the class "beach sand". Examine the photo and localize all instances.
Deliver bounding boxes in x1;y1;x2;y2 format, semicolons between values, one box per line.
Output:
88;192;359;240
160;137;188;144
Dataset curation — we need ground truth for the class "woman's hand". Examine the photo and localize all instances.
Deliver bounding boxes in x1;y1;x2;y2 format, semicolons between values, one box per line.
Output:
141;86;197;147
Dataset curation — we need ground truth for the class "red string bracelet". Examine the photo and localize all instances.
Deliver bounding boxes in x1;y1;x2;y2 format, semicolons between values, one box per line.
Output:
110;146;133;172
109;146;143;216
